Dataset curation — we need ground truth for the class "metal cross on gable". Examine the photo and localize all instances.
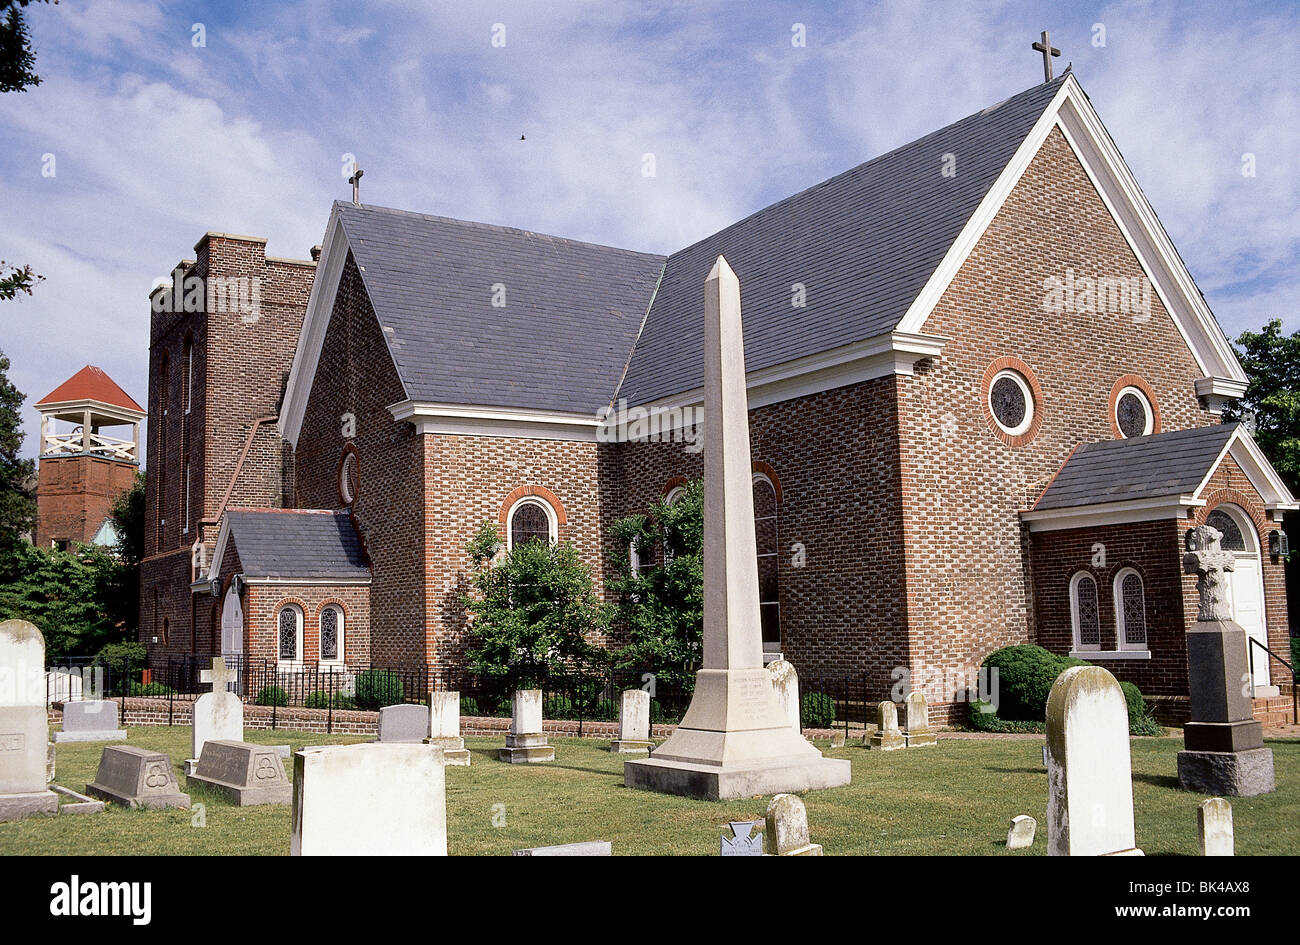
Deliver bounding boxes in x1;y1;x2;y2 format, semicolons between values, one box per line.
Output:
1032;30;1061;82
348;162;364;205
201;657;238;692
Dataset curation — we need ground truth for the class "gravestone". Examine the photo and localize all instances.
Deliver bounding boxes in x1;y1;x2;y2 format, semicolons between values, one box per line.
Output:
512;841;612;856
720;821;764;856
86;745;190;810
766;659;802;735
1045;665;1142;856
624;257;850;800
1177;525;1275;796
0;619;58;821
903;690;937;747
763;793;823;856
610;689;653;753
1007;814;1037;849
292;743;447;856
1198;798;1234;856
499;689;554;763
425;691;470;765
53;700;126;743
868;701;905;750
186;658;243;776
186;740;291;806
377;703;429;743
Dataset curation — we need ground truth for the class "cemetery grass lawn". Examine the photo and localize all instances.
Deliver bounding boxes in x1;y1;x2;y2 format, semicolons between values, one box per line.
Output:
4;727;1300;855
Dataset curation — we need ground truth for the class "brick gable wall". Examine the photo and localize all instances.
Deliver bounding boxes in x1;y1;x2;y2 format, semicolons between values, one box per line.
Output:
896;126;1225;722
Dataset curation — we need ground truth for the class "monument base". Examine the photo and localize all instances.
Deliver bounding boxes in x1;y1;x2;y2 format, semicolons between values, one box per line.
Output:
867;732;905;750
609;739;653;754
768;843;823;857
904;731;937;748
0;789;59;822
52;729;127;743
424;736;471;766
500;733;553;764
624;754;851;801
186;773;291;806
1178;747;1275;797
86;781;190;810
1183;720;1264;753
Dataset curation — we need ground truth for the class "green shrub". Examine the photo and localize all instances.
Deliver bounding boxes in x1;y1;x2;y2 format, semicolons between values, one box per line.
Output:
459;696;481;718
1291;636;1299;673
333;693;357;710
801;691;836;729
255;685;288;707
547;696;574;719
1120;681;1164;736
354;670;405;710
128;680;174;697
592;698;617;722
304;690;330;709
983;644;1088;721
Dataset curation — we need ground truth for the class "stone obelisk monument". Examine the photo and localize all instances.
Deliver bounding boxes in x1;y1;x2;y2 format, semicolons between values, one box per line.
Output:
1177;525;1274;796
623;256;851;800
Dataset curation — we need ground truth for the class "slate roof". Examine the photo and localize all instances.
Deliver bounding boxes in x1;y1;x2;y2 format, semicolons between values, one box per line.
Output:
337;203;665;414
329;78;1068;413
618;76;1069;405
36;365;144;413
224;509;370;580
1034;424;1239;511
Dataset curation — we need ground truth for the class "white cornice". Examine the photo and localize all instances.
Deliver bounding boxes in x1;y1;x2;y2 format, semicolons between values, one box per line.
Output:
390;400;603;442
36;398;146;422
1193;426;1299;512
1021;495;1202;532
242;576;372;586
281;209;349;448
896;75;1246;399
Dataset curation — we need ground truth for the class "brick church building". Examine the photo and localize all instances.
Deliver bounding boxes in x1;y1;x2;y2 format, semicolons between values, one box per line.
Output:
140;74;1295;722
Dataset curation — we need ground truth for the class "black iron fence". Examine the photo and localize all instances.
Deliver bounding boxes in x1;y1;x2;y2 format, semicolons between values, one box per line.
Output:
45;653;869;736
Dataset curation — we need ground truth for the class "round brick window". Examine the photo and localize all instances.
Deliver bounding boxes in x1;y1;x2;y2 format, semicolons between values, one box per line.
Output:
1115;387;1153;438
989;369;1033;436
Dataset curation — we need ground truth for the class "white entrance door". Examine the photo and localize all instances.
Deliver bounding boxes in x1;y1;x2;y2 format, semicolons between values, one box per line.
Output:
220;586;244;660
1227;556;1270;690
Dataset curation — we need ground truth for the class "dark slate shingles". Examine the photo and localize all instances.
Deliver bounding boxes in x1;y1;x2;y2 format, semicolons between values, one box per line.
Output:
617;77;1069;406
226;510;370;580
1034;424;1238;510
338;204;665;414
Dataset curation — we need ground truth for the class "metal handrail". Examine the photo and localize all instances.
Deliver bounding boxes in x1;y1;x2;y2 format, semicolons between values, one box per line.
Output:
1248;637;1298;725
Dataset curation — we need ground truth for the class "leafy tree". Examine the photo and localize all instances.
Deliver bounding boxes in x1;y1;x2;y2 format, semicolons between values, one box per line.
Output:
0;260;43;300
0;0;51;94
0;541;129;661
104;471;145;634
0;347;35;572
607;479;704;688
461;522;607;678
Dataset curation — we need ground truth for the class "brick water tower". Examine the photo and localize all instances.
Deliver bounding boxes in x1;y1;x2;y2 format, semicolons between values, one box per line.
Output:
33;365;145;550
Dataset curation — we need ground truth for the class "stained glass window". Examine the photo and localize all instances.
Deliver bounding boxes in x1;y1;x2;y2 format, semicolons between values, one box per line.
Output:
754;475;781;647
1206;509;1246;551
510;501;551;548
1117;390;1149;438
320;607;340;661
989;370;1032;434
1073;574;1100;647
278;606;300;661
1120;572;1147;646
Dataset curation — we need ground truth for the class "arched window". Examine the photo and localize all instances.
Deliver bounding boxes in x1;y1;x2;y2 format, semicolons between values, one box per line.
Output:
1069;572;1101;652
277;604;303;663
319;605;344;663
339;451;359;506
1206;508;1248;551
662;484;688;565
754;472;781;651
507;498;555;550
1114;569;1148;650
157;351;170;415
183;336;194;415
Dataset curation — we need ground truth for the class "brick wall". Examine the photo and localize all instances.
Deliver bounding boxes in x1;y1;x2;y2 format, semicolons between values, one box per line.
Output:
35;454;137;547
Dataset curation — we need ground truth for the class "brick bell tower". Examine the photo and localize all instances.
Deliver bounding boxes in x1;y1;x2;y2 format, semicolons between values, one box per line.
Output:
33;365;145;550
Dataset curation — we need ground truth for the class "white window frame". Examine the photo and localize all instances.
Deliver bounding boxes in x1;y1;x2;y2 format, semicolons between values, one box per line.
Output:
318;604;345;664
185;341;194;415
505;496;558;551
1069;571;1102;653
276;604;304;665
1113;568;1148;651
340;452;357;505
988;369;1034;437
1115;385;1154;437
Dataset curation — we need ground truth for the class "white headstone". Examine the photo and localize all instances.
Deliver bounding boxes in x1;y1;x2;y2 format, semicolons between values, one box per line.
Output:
623;257;850;799
510;689;543;735
426;691;469;765
0;620;58;820
501;689;553;763
190;659;243;768
292;743;447;856
377;704;429;743
53;700;126;742
611;689;653;753
766;659;801;734
1007;814;1037;849
764;793;822;856
1046;665;1142;856
1198;798;1234;856
903;690;936;747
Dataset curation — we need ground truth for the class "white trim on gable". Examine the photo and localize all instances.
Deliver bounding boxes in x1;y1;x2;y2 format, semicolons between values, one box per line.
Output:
896;74;1247;399
1192;426;1299;515
202;515;234;584
281;209;356;448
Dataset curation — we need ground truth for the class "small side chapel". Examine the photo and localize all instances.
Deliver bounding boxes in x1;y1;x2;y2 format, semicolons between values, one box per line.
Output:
141;68;1293;724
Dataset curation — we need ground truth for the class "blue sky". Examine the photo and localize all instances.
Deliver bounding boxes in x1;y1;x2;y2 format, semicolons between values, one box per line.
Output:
1;0;1296;459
